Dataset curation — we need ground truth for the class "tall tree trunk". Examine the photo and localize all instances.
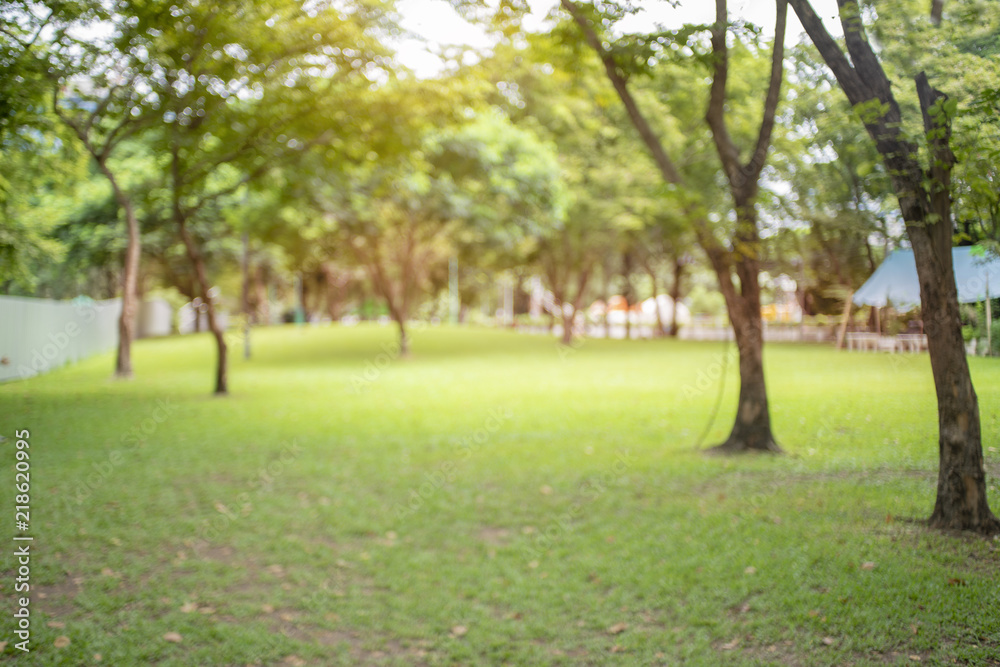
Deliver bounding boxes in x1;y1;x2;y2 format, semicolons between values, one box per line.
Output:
240;232;251;360
254;265;269;325
917;228;995;531
669;255;685;337
177;217;228;395
622;251;633;340
397;317;409;357
914;75;998;533
322;264;345;321
703;235;782;454
646;262;667;337
788;0;999;534
98;162;139;379
556;269;592;346
561;308;575;346
601;258;612;337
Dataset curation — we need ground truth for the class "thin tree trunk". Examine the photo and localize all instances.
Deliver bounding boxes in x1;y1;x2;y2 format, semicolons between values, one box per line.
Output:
647;262;667;337
669;255;685;337
561;309;575;345
397;317;409;357
601;258;612;337
178;218;228;395
322;264;345;321
254;265;269;325
55;98;142;379
98;163;140;379
622;251;633;340
241;232;251;360
699;0;786;453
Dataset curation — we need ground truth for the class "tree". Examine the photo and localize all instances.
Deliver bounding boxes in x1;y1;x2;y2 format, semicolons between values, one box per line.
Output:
769;45;900;317
0;2;79;292
787;0;999;534
560;0;789;452
139;0;393;394
479;33;665;345
48;0;165;378
322;104;564;355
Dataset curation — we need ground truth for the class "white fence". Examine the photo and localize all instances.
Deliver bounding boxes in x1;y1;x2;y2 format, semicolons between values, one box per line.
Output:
0;296;122;383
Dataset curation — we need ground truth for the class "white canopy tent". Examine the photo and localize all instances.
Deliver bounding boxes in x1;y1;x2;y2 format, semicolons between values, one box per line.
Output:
853;246;1000;309
849;246;1000;350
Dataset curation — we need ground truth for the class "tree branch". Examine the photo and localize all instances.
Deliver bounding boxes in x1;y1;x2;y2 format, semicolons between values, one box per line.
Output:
706;0;742;186
746;0;787;183
559;0;683;185
786;0;868;104
835;0;896;115
930;0;944;25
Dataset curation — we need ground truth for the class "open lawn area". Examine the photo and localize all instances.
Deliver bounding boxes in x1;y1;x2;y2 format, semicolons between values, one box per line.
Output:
2;325;999;666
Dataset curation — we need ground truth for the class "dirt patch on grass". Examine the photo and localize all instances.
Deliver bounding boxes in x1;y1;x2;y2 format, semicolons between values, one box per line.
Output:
32;572;83;619
478;526;512;546
736;640;805;666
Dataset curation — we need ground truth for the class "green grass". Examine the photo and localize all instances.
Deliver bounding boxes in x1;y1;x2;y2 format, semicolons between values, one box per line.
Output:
2;324;999;666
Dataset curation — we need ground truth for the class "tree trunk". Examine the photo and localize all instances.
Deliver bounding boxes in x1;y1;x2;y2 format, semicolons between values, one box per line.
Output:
669;255;685;337
98;162;139;379
561;309;575;345
178;218;228;395
240;232;251;361
622;251;633;340
397;317;409;357
786;0;998;533
918;238;997;532
323;264;345;321
718;304;780;453
601;259;612;337
704;241;782;454
647;263;667;337
254;265;269;325
914;74;998;534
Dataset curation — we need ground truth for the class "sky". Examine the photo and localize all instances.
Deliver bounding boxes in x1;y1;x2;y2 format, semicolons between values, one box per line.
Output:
395;0;844;77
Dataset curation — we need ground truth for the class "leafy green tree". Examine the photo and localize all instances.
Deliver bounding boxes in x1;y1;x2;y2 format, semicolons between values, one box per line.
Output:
47;0;167;378
320;103;563;354
0;1;95;292
788;0;999;534
559;0;789;453
478;32;692;344
136;0;393;394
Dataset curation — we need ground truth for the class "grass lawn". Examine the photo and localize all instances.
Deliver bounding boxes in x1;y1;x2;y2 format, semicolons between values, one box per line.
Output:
2;324;999;666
